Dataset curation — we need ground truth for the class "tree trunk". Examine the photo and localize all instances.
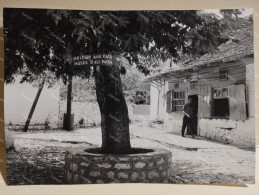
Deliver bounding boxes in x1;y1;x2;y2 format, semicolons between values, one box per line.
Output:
65;75;73;131
94;65;131;154
67;75;72;119
23;81;45;132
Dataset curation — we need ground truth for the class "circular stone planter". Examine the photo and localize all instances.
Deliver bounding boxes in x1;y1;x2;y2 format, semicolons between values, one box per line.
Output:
64;147;172;184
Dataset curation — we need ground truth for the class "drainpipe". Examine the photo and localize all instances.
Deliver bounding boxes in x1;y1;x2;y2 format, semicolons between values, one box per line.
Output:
157;88;160;119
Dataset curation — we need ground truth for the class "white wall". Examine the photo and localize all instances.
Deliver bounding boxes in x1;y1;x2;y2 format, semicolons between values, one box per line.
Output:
150;84;159;120
132;104;150;115
57;100;142;128
150;83;165;120
4;81;60;128
246;63;255;118
199;118;255;148
58;100;101;128
150;80;185;133
163;80;185;134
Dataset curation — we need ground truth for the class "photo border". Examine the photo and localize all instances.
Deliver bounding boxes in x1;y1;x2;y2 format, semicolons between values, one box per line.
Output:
0;0;258;194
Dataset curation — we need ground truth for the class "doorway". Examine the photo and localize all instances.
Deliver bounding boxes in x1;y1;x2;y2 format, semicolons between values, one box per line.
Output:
187;95;198;135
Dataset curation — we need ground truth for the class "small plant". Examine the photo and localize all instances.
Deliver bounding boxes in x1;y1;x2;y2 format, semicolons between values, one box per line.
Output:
5;129;15;150
147;121;153;128
79;118;85;127
44;119;51;130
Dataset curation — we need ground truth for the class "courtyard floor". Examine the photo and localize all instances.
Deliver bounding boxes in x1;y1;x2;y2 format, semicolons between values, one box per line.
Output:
6;123;255;185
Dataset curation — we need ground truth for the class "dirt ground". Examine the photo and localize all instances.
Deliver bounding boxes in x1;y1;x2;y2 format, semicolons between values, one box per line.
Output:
5;124;255;185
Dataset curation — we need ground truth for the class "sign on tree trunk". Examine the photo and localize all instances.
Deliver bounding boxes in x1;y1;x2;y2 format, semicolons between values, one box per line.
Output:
73;54;122;67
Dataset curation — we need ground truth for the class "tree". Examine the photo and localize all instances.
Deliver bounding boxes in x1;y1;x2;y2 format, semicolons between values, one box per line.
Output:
220;9;244;30
60;77;96;102
121;68;150;104
3;10;62;131
4;9;224;154
23;80;45;132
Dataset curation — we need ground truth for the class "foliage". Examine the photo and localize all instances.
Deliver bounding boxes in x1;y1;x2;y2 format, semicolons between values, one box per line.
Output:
121;68;149;91
59;76;96;102
121;68;150;104
3;8;242;153
60;69;150;104
187;11;223;56
4;9;225;82
220;9;244;31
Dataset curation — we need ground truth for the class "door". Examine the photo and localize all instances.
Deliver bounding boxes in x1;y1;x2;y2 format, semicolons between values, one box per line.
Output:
187;95;198;135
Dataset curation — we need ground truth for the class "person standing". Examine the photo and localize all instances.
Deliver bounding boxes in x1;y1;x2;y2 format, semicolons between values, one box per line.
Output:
181;97;195;138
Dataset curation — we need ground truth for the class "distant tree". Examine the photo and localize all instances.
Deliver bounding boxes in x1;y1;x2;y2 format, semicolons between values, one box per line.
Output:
248;14;253;22
121;68;150;104
220;9;244;30
60;77;96;102
4;33;58;132
4;9;91;131
4;9;223;154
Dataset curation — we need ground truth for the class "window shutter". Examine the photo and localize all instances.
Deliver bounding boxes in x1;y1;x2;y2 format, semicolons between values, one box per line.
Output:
172;90;175;111
198;85;212;118
166;90;174;113
228;84;247;120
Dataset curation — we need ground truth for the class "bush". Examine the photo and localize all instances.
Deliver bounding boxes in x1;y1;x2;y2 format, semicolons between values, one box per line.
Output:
5;129;15;149
79;118;85;127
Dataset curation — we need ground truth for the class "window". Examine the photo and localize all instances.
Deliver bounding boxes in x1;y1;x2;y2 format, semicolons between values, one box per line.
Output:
212;88;229;117
173;91;185;111
174;83;179;89
219;68;228;80
213;88;228;98
166;90;186;113
213;98;230;117
190;81;197;90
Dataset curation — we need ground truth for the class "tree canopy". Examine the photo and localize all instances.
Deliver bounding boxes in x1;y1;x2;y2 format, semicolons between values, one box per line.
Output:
4;9;225;84
3;8;244;154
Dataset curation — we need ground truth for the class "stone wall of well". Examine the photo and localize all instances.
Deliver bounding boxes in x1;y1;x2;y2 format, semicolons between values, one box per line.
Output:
64;147;172;184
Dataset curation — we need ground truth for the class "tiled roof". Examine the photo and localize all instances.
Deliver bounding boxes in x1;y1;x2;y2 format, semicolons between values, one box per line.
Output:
146;19;253;82
182;20;253;67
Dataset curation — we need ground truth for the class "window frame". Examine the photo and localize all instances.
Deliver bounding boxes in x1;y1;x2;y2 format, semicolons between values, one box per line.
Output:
212;87;230;118
172;90;185;112
213;87;228;99
174;83;179;89
190;81;197;90
219;68;229;80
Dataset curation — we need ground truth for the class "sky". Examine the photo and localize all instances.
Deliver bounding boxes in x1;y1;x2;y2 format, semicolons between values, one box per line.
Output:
204;8;253;18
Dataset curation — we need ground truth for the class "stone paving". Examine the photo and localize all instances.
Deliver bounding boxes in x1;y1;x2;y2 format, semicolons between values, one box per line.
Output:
6;123;255;185
6;141;92;185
